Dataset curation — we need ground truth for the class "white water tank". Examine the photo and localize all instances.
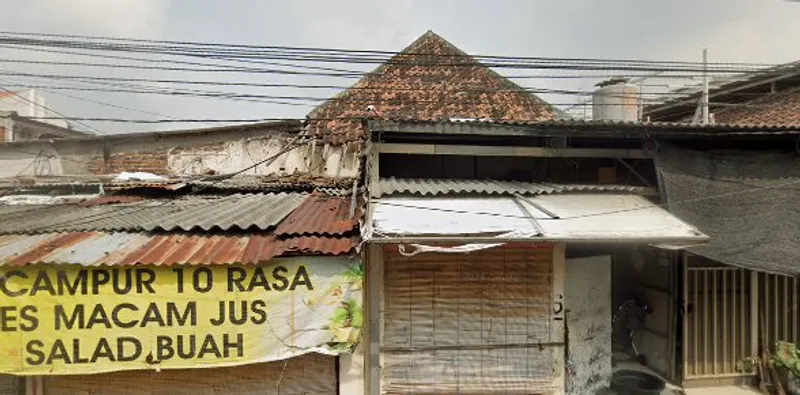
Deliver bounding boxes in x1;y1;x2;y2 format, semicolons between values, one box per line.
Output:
592;80;639;122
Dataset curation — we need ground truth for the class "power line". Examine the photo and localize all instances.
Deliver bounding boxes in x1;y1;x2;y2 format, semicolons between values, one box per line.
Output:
33;87;207;123
0;44;366;77
0;35;770;73
0;55;740;81
0;30;774;69
0;82;105;134
0;44;753;84
0;69;734;98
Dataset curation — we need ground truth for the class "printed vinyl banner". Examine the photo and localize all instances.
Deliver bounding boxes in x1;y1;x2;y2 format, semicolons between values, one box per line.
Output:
0;257;363;375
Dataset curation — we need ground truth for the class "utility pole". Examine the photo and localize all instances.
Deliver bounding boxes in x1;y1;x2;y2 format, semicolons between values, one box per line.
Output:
701;48;709;124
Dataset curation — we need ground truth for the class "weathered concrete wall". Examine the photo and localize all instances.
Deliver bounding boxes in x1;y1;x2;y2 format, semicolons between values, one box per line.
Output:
0;123;361;181
339;342;365;395
566;255;612;395
613;248;676;379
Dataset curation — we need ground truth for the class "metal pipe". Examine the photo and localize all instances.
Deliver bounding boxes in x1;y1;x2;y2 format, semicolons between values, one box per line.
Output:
792;277;800;344
785;276;789;341
704;270;709;375
712;270;717;374
732;269;738;370
723;269;728;373
693;269;699;377
774;274;779;346
702;48;709;124
682;252;690;378
513;194;560;219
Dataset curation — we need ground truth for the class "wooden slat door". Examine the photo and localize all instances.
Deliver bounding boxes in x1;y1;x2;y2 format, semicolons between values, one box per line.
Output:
381;246;556;394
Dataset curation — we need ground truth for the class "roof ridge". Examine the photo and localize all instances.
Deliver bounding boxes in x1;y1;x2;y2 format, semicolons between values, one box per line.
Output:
306;31;557;142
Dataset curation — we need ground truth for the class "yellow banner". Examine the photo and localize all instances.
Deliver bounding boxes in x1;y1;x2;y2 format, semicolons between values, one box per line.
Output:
0;257;363;375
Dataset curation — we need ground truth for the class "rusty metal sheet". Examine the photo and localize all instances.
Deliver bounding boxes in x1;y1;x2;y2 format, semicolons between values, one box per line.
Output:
275;194;361;236
0;232;355;266
80;195;147;206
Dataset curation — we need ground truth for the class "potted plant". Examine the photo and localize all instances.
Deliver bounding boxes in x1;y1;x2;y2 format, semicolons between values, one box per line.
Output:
773;341;800;394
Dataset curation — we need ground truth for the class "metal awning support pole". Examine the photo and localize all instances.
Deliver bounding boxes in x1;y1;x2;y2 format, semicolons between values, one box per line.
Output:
512;195;544;235
702;48;710;125
513;194;560;219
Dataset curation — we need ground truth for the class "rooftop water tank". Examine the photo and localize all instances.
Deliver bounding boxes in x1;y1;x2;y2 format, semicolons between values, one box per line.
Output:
592;79;639;122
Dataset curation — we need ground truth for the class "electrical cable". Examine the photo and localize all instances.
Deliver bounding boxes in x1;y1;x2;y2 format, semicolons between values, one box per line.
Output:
0;35;770;73
0;69;741;98
0;30;774;69
0;32;773;71
0;83;105;135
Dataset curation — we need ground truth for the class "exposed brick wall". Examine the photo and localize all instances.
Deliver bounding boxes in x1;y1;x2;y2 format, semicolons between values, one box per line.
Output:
88;150;169;175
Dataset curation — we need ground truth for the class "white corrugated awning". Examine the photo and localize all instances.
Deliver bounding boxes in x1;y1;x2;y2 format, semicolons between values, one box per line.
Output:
369;194;708;245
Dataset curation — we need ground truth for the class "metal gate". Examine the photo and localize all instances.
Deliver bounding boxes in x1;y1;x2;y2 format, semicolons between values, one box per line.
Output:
758;273;800;352
683;267;755;380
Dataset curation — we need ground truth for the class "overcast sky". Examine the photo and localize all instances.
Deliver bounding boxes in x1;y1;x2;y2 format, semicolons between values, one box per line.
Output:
0;0;799;134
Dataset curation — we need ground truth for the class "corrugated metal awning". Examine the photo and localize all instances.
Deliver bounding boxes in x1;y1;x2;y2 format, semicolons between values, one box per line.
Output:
0;231;356;266
370;194;707;245
378;177;649;197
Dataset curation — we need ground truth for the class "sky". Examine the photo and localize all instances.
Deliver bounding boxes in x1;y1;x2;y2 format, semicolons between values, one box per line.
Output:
0;0;799;134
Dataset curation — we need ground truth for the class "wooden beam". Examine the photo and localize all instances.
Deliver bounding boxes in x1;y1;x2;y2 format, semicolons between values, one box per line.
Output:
368;142;381;199
366;243;383;395
376;143;652;158
616;158;653;187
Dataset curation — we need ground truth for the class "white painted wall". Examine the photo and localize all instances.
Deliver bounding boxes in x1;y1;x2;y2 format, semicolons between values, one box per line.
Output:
339;343;365;395
566;255;613;395
0;89;69;129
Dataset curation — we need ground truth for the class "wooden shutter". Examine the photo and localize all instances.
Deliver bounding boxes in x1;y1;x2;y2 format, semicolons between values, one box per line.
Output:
43;354;336;395
0;375;19;395
382;245;555;394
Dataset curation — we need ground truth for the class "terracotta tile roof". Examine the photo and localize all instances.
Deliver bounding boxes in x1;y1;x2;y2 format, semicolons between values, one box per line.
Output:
713;91;800;125
307;31;556;144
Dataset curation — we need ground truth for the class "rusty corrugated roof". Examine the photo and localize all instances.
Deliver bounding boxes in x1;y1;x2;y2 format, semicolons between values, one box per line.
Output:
0;231;356;266
0;193;307;234
275;194;362;237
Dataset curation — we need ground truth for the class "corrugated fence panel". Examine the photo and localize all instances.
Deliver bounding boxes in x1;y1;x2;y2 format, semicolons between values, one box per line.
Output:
0;375;19;395
42;354;336;395
382;246;554;394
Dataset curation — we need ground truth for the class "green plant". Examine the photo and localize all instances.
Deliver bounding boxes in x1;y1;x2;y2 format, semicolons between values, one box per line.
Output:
773;341;800;377
736;356;759;374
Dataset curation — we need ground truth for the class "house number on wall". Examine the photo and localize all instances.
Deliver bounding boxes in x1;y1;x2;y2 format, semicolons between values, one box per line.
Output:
553;293;564;319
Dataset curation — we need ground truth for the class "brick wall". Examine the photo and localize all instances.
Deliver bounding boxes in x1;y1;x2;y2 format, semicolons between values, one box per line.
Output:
88;150;169;175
